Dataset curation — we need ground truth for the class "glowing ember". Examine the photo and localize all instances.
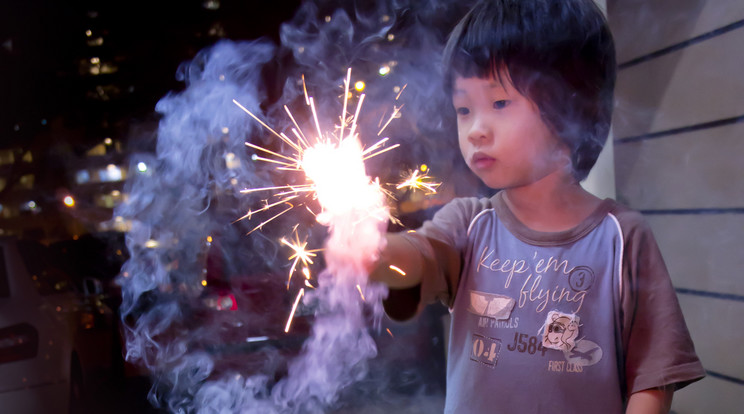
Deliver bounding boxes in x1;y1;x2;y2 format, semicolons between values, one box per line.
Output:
388;264;406;276
396;168;441;194
280;231;320;289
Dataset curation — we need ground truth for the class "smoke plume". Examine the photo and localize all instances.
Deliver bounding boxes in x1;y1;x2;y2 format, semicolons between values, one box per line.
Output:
116;1;475;412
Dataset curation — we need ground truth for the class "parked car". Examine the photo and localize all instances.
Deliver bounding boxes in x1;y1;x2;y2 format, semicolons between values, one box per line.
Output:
0;237;115;414
188;236;315;381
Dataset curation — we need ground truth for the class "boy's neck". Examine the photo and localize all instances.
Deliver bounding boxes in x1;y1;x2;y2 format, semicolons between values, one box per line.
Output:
501;173;603;233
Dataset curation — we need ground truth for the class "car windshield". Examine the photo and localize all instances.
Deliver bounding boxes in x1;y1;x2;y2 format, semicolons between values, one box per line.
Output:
17;240;75;296
0;249;9;298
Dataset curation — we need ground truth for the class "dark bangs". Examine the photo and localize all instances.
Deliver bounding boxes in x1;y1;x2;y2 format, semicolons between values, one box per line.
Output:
442;0;532;95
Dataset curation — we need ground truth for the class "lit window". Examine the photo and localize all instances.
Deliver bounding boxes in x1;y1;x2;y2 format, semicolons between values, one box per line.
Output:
20;201;40;214
99;63;118;75
86;143;106;156
207;22;225;37
18;174;34;190
87;84;121;101
97;217;131;232
202;0;220;10
0;149;14;166
22;151;32;162
94;190;123;208
0;204;17;218
0;178;5;191
76;170;91;184
225;152;240;169
95;194;114;208
98;164;125;182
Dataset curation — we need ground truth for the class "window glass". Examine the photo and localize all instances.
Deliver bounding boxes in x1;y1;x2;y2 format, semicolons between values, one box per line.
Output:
17;241;75;296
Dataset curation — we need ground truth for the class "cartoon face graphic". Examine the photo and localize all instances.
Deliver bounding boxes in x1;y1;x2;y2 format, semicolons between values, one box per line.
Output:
542;311;580;352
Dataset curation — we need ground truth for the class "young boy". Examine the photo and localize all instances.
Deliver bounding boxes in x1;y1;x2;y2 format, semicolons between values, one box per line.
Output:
370;0;705;412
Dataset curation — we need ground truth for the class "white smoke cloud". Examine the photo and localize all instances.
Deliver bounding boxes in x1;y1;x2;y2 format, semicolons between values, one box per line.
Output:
116;1;475;412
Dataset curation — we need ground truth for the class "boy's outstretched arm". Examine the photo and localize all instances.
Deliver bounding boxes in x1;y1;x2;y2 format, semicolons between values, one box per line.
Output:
625;387;673;414
368;233;424;289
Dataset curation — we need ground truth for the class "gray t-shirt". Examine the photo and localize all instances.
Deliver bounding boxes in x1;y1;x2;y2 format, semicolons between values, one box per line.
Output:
384;193;704;413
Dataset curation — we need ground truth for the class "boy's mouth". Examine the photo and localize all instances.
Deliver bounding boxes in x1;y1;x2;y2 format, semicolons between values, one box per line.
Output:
471;152;496;169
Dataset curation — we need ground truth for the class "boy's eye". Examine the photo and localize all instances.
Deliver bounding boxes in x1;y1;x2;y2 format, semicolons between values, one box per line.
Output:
455;107;470;116
493;100;510;110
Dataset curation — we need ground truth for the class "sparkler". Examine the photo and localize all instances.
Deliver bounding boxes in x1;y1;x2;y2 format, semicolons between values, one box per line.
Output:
396;166;442;195
280;231;320;289
234;68;439;333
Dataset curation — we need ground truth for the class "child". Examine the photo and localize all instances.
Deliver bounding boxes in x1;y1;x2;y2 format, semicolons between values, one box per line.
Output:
369;0;705;412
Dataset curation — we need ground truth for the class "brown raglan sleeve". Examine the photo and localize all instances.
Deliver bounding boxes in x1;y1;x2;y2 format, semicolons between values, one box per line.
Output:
383;197;484;321
618;209;706;394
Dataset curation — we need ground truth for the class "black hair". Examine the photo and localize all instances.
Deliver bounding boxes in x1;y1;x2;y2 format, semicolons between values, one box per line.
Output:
442;0;616;181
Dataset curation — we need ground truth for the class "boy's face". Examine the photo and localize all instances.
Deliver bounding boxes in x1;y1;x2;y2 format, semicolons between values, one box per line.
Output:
452;75;570;190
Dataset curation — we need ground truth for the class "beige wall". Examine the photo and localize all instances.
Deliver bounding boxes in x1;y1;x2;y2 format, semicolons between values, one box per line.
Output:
582;0;616;200
608;0;744;412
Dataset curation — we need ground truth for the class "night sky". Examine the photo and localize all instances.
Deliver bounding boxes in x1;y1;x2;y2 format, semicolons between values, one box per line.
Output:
0;0;301;142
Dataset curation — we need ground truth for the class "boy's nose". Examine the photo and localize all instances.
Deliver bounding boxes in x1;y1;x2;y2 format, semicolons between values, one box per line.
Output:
467;116;491;144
